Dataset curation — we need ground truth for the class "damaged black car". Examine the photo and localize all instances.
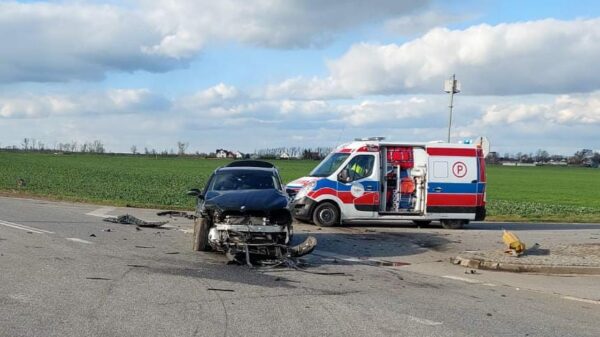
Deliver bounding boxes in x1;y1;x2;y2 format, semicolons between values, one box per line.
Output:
188;160;315;263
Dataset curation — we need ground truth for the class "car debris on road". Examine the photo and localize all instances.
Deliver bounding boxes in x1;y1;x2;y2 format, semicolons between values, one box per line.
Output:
104;214;169;228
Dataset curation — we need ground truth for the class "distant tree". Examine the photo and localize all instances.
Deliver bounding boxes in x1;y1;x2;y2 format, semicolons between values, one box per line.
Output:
177;141;189;156
535;149;549;163
21;138;30;151
131;145;138;155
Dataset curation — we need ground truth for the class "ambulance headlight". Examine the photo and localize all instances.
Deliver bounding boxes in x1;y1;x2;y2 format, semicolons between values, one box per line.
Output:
295;181;316;200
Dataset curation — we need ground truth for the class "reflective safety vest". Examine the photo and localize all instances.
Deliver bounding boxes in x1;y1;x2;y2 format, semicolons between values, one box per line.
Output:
350;162;365;176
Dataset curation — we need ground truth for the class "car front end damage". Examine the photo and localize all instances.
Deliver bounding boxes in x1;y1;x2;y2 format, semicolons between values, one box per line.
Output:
204;206;316;265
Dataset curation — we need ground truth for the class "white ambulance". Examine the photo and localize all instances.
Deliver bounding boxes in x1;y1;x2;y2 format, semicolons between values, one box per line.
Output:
287;137;487;229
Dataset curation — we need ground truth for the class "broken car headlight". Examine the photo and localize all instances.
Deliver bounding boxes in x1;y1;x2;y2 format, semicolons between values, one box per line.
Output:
294;181;316;200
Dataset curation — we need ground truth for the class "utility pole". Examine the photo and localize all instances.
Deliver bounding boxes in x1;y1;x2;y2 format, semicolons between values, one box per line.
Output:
444;74;461;143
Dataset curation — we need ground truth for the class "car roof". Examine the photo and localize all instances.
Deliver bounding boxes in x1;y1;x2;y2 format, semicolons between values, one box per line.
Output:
215;166;277;173
225;160;275;168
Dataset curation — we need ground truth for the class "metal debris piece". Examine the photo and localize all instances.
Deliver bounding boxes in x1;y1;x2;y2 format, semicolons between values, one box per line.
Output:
156;210;196;219
103;214;168;228
207;288;235;292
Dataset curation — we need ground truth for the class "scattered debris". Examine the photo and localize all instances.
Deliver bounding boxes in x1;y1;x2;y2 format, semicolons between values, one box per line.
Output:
135;245;155;249
165;252;179;255
127;264;148;268
502;230;526;256
207;288;235;292
486;313;493;317
102;229;112;232
157;210;196;220
89;234;96;237
465;269;478;274
104;214;168;228
86;277;111;280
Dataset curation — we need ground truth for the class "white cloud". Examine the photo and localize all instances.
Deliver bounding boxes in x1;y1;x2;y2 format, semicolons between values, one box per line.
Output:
139;0;428;55
0;0;428;83
268;18;600;98
0;89;169;118
479;92;600;126
0;1;179;83
384;10;473;36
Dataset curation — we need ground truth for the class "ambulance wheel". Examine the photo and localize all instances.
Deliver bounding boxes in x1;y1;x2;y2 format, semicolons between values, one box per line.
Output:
193;217;211;251
440;219;465;230
413;220;432;227
312;202;339;227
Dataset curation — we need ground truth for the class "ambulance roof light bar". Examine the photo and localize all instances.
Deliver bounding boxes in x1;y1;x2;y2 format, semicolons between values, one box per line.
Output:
354;136;386;141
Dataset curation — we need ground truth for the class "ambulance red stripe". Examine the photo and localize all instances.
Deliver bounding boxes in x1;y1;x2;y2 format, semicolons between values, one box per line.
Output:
427;148;477;157
427;193;483;206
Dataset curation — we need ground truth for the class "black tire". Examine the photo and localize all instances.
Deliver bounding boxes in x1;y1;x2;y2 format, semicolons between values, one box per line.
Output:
440;219;466;230
312;202;339;227
193;217;211;251
413;220;432;227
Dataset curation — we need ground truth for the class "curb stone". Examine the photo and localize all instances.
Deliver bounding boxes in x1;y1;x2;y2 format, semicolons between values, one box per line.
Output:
451;255;600;275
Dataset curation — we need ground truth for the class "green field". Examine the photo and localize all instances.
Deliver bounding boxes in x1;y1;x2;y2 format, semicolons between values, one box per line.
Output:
1;152;599;222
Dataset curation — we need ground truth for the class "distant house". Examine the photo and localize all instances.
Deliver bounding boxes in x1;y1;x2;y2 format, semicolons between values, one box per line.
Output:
216;149;243;159
279;152;290;159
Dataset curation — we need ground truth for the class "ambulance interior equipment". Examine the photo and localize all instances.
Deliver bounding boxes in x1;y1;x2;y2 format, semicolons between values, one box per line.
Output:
381;146;427;214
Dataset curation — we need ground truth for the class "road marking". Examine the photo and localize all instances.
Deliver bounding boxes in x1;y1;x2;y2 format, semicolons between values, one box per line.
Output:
442;275;497;287
406;315;443;326
562;296;600;305
0;219;54;234
86;207;115;218
66;238;93;244
442;275;481;283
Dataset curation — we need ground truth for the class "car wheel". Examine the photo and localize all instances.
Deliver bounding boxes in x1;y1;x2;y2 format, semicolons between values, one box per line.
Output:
193;217;211;251
440;219;466;229
412;220;432;227
312;202;339;227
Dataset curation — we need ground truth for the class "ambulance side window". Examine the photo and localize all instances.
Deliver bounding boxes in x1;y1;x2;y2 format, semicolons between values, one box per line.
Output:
433;161;448;178
343;155;375;182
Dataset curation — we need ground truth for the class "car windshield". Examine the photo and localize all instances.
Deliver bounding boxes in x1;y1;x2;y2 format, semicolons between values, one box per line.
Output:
209;170;281;191
309;153;350;177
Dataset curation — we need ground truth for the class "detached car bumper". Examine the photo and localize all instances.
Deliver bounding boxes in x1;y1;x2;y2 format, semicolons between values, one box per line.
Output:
290;197;316;222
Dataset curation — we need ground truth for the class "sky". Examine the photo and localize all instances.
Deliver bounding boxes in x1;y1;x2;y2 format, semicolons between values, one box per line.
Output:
1;0;600;155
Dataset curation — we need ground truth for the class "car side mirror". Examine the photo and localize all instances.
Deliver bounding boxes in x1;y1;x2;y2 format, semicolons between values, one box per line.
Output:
338;169;350;183
187;188;203;199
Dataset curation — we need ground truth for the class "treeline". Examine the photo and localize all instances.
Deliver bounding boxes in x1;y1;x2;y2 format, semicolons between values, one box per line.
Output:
3;138;599;167
487;149;600;167
254;147;332;160
3;138;106;154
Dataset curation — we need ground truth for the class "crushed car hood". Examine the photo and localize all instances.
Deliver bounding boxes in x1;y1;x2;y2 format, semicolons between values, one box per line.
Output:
204;189;289;212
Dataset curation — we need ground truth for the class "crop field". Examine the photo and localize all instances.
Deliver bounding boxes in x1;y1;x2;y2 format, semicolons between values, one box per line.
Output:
1;151;599;222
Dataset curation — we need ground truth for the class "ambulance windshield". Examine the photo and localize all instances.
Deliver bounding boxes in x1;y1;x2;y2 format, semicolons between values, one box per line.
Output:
309;152;350;177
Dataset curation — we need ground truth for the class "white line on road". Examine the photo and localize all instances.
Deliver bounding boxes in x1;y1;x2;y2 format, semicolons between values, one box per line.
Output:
86;207;115;218
442;275;497;287
0;219;54;234
562;296;600;305
406;315;443;326
66;238;93;244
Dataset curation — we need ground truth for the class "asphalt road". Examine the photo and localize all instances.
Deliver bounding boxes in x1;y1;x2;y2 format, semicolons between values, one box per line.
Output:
1;196;599;337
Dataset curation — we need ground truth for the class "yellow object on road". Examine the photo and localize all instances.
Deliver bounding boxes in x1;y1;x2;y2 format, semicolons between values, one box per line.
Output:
503;230;526;256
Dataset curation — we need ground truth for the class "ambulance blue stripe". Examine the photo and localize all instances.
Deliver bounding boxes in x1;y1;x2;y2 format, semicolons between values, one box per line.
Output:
314;178;379;192
428;182;484;194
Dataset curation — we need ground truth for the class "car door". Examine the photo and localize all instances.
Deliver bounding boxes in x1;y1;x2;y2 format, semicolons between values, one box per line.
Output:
427;148;478;213
337;154;379;218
